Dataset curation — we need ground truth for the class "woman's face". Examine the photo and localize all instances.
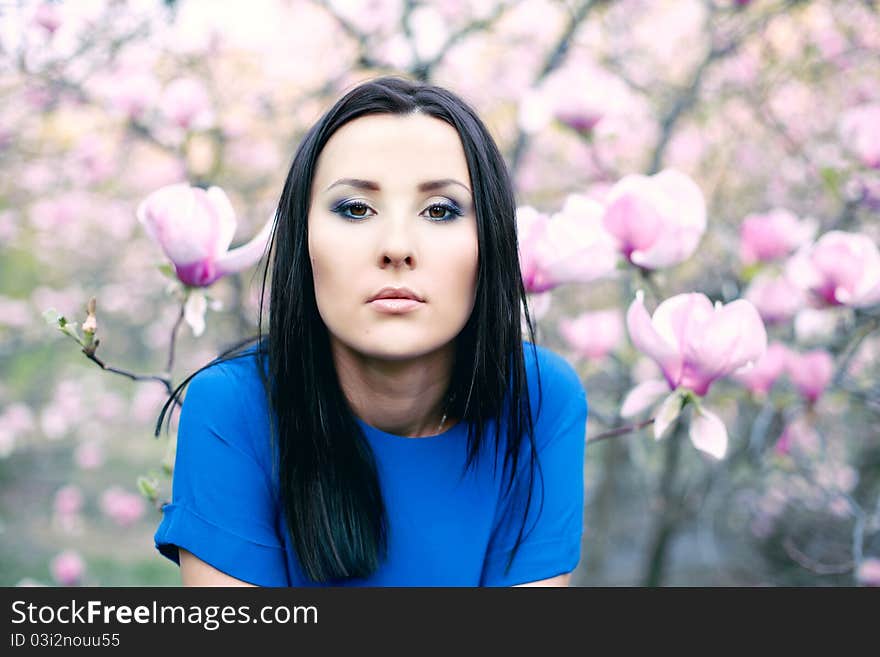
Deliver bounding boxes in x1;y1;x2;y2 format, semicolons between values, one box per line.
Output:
307;112;479;361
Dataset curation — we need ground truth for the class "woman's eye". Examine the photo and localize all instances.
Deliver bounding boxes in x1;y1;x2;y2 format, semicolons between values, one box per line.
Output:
422;202;464;222
334;201;374;221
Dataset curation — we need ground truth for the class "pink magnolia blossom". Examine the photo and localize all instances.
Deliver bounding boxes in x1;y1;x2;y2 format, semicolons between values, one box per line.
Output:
33;3;62;35
602;169;706;270
1;402;35;435
518;62;632;135
739;208;816;264
74;440;105;470
559;309;624;361
137;183;274;287
786;349;834;404
745;271;805;324
99;486;146;527
786;231;880;308
159;78;214;130
53;484;84;516
839;103;880;169
622;291;766;459
626;290;767;396
516;196;617;293
733;341;790;397
50;550;84;586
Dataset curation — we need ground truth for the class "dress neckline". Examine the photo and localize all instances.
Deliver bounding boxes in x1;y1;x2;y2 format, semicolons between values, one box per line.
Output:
355;416;466;443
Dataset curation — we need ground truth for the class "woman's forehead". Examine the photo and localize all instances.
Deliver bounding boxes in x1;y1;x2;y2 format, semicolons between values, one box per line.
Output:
313;114;471;192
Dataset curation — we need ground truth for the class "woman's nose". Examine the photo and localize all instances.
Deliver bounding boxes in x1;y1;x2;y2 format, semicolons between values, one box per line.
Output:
378;212;416;269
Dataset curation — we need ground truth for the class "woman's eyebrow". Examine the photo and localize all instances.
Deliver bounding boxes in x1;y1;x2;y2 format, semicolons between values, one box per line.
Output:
324;178;471;194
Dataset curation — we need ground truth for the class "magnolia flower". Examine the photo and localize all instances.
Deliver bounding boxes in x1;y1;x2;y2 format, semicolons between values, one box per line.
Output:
74;439;105;470
137;183;274;288
786;230;880;308
518;62;631;135
745;271;805;324
159;77;214;130
33;3;62;34
53;484;84;516
739;208;816;265
786;349;834;404
732;341;790;397
50;550;85;586
559;309;624;361
839;103;880;169
516;195;618;293
626;291;767;396
621;291;767;459
99;486;146;527
601;169;706;270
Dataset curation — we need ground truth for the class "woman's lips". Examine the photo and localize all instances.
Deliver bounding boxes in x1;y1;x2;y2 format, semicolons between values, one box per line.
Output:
368;298;424;314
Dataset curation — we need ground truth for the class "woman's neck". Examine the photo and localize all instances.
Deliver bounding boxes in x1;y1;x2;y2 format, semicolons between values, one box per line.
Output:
330;337;455;437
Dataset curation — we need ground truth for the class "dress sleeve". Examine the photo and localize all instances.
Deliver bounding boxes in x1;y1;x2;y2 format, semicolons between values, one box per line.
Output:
480;365;588;586
153;363;288;586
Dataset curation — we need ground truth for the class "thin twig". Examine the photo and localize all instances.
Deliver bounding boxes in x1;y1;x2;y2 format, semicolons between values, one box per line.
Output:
588;417;655;444
82;350;173;396
166;300;186;375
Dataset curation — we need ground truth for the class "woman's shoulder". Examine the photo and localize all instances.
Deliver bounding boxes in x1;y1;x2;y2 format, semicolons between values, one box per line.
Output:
521;341;585;401
191;345;267;394
182;347;274;465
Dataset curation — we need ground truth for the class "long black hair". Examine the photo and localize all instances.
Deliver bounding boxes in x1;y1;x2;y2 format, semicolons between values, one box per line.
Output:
154;74;545;583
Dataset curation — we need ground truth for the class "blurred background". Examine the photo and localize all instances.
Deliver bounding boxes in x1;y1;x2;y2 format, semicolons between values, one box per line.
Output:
1;0;878;587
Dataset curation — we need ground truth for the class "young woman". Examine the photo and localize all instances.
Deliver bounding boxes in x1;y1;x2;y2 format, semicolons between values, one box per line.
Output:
153;75;589;587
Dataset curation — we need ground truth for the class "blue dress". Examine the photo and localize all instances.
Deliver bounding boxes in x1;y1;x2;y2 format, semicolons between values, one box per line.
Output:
154;341;588;586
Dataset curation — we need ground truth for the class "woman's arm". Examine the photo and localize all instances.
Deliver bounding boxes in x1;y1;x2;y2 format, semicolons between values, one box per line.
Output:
179;548;257;587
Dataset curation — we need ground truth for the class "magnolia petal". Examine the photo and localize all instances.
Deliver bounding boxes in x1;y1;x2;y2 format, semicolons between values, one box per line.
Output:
537;202;619;285
626;290;682;386
690;299;768;384
602;187;665;252
653;169;707;233
620;379;670;418
214;212;276;278
206;186;238;257
184;290;207;338
137;183;217;265
652;293;714;357
689;406;728;459
136;182;191;252
653;390;684;440
630;223;703;269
